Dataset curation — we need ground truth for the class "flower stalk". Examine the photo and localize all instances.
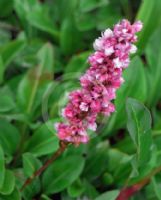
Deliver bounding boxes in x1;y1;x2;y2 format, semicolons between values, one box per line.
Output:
20;141;68;191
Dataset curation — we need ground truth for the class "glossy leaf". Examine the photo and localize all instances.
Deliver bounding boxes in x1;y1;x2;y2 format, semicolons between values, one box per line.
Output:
0;40;25;67
17;43;54;116
95;190;119;200
145;27;161;106
14;0;59;39
0;170;15;195
96;4;122;30
136;0;161;51
84;141;109;180
0;0;13;17
151;177;161;200
107;149;132;184
26;121;59;157
79;0;108;12
75;12;96;31
65;51;91;73
0;188;21;200
23;152;42;177
60;17;82;55
42;155;85;194
126;98;152;166
0;56;4;83
40;194;52;200
0;86;16;112
83;180;99;199
0;40;25;83
0;119;20;155
27;12;59;39
67;179;84;198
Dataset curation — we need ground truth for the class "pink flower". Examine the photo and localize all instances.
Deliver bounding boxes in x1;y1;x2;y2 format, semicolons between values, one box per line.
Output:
55;123;89;145
55;19;143;145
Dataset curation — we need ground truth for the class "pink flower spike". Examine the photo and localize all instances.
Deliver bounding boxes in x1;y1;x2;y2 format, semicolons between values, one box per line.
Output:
55;19;142;145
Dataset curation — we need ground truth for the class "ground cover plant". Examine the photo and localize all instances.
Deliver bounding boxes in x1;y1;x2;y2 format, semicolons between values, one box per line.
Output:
0;0;161;200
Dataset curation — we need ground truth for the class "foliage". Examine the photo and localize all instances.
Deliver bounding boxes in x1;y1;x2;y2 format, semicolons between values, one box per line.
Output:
0;0;161;199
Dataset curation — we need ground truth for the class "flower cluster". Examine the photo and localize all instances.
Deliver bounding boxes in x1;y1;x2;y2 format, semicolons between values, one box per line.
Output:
55;19;142;145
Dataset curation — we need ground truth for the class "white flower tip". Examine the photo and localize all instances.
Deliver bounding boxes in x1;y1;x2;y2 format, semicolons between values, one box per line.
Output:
130;45;137;54
133;21;143;32
103;28;113;38
80;102;88;112
54;123;59;130
113;58;122;68
104;47;114;56
93;38;102;51
88;123;97;131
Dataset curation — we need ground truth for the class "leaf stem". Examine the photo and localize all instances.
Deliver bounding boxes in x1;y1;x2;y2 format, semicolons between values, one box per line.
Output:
20;141;69;191
116;165;161;200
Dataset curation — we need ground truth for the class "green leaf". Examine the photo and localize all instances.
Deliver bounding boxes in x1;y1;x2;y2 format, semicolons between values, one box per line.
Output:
59;0;77;22
65;51;91;73
84;141;109;180
23;152;42;177
17;43;54;116
27;10;59;39
0;40;25;67
83;180;99;199
79;0;108;12
0;145;5;188
0;0;13;17
96;4;122;30
0;40;25;83
37;43;54;72
126;98;152;166
60;17;82;55
0;170;15;195
40;194;52;200
0;86;16;112
75;12;96;31
102;172;114;185
14;0;59;39
67;179;84;198
136;0;161;51
26;121;59;157
151;177;161;200
0;119;20;155
0;56;4;83
128;145;158;184
14;169;40;200
0;188;21;200
0;113;28;123
107;149;132;183
0;28;11;47
95;190;119;200
42;155;85;194
145;27;161;106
